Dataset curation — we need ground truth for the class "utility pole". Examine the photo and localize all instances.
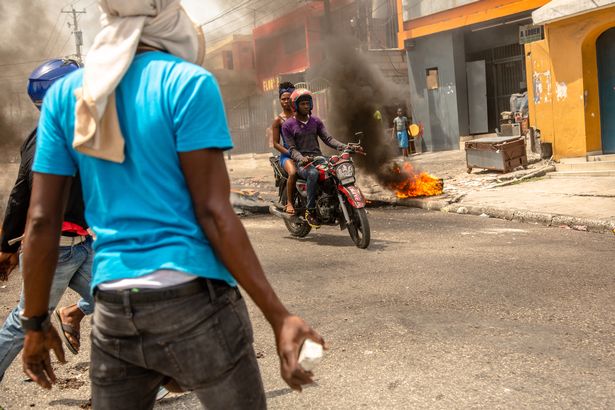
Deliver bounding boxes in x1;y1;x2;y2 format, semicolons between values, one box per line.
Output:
61;6;86;64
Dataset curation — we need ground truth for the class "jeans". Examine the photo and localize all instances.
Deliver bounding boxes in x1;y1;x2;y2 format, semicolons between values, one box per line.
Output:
0;238;94;381
297;164;320;210
90;280;266;410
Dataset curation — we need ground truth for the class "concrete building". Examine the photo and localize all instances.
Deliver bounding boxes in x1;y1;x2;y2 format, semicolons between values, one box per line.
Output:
527;0;615;159
397;0;549;151
203;34;257;103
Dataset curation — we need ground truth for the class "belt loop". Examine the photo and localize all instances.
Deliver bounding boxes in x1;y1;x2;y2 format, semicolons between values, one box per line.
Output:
122;290;132;317
205;279;217;303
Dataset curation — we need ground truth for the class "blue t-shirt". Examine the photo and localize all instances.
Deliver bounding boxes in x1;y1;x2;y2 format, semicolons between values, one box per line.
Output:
33;51;236;290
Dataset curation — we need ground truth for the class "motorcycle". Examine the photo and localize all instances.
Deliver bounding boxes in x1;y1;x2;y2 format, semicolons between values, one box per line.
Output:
269;141;370;249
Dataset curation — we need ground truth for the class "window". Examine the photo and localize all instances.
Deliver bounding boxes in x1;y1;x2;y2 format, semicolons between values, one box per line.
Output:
284;28;306;54
223;50;234;70
426;67;439;90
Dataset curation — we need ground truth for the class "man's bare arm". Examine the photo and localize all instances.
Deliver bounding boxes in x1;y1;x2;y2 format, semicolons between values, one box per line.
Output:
179;149;323;391
20;172;70;388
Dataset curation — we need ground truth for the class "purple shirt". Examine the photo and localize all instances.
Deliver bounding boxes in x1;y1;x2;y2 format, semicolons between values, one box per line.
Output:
281;116;345;163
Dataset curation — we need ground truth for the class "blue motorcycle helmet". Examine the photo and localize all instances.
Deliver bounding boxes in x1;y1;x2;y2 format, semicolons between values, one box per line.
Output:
27;58;80;109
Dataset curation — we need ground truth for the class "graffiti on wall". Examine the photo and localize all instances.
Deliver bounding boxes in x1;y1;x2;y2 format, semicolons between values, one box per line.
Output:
532;70;553;104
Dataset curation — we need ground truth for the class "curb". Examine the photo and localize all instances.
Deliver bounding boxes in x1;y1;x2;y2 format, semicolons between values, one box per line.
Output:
230;192;271;215
369;194;615;234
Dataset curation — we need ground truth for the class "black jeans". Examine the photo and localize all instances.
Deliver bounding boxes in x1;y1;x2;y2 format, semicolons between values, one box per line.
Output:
297;164;320;210
90;279;266;410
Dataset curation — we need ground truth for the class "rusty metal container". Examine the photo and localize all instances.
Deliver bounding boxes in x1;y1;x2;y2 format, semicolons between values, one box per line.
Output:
465;136;528;173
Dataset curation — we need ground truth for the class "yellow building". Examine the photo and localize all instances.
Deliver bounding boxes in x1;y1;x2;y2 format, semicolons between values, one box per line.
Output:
527;0;615;159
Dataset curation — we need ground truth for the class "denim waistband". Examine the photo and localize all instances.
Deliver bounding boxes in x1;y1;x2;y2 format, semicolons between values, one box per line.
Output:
95;278;234;304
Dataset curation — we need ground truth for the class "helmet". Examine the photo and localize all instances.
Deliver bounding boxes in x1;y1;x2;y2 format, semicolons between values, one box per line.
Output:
27;58;80;109
290;88;313;112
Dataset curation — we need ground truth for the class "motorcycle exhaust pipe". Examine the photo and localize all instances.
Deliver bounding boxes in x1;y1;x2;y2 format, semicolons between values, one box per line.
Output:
269;205;296;221
269;205;306;223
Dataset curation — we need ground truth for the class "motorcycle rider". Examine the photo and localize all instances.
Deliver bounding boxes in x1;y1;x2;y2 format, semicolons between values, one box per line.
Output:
271;82;297;214
282;89;347;228
0;59;95;382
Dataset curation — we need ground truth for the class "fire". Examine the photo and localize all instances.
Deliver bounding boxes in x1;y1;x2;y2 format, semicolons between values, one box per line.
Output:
387;162;443;198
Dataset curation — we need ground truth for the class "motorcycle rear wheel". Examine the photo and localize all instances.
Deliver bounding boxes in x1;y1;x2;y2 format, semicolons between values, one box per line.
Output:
281;191;312;238
347;207;370;249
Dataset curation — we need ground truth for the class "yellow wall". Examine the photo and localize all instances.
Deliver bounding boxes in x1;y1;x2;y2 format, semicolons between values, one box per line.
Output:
525;8;615;159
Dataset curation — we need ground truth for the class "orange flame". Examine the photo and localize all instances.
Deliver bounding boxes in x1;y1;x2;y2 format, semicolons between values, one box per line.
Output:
387;162;443;198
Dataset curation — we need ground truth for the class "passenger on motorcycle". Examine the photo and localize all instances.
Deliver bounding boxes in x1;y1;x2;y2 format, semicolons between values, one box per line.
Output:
271;82;297;214
282;89;347;228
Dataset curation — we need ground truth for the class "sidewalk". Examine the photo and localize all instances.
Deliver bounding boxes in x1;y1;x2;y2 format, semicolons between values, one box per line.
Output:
360;151;615;234
226;151;615;233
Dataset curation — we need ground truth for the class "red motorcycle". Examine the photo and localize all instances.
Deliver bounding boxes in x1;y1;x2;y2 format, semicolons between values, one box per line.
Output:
269;141;370;249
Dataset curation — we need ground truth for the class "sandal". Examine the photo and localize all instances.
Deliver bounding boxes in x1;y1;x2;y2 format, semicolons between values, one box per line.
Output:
284;204;296;215
54;310;80;355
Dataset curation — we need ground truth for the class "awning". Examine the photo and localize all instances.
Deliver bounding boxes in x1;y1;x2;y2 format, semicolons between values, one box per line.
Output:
533;0;615;25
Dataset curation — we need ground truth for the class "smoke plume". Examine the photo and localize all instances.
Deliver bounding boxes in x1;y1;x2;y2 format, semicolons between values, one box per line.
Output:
0;1;100;161
0;2;49;160
311;35;409;186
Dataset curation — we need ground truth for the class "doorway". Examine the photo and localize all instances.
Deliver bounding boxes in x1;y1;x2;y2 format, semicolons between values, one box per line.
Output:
597;27;615;154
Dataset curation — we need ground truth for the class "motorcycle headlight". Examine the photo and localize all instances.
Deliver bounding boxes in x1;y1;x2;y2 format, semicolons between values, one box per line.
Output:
335;162;355;179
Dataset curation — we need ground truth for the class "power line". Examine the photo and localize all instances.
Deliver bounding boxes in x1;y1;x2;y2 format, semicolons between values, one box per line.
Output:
202;0;293;33
45;14;69;58
40;11;63;57
206;0;300;47
200;0;253;26
202;0;275;33
56;34;74;57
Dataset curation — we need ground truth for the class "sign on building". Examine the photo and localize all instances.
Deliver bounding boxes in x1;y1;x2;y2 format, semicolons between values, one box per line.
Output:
519;24;544;44
262;76;281;92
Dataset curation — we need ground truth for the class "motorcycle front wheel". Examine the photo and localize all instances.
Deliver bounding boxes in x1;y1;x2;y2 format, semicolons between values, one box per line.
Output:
281;191;312;238
347;207;370;249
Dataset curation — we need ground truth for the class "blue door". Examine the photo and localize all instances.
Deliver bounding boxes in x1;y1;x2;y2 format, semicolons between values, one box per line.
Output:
597;28;615;154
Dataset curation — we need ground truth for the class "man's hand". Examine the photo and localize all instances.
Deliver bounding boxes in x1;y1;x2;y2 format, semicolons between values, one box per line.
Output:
0;252;19;281
300;157;311;166
22;326;66;389
274;315;325;391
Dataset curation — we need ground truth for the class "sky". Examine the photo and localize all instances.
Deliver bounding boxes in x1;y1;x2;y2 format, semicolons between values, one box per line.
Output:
0;0;294;97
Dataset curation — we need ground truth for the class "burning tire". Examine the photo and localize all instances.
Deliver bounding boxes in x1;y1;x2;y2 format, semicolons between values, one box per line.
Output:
347;207;370;249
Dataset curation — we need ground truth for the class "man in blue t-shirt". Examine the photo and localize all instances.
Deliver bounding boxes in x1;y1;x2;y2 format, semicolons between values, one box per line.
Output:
19;2;323;408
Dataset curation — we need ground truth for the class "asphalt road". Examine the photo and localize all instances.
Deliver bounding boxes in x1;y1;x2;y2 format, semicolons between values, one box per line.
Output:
1;208;614;409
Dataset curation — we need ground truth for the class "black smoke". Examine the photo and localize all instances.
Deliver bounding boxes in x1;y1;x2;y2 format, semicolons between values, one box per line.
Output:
311;35;408;186
0;2;56;160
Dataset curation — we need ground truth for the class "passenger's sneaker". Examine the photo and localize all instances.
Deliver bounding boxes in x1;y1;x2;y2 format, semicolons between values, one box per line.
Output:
305;210;320;228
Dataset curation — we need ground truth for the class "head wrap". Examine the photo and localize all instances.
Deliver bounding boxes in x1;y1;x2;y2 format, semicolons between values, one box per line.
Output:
73;0;205;163
279;85;295;98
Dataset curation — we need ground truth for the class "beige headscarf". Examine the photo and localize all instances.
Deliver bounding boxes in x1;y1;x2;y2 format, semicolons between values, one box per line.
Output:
74;0;206;163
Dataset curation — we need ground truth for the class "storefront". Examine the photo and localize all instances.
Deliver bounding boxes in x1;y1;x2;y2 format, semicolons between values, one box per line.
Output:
397;0;548;151
526;0;615;159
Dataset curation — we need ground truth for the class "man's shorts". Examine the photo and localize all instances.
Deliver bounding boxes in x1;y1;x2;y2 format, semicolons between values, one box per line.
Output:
397;131;409;149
